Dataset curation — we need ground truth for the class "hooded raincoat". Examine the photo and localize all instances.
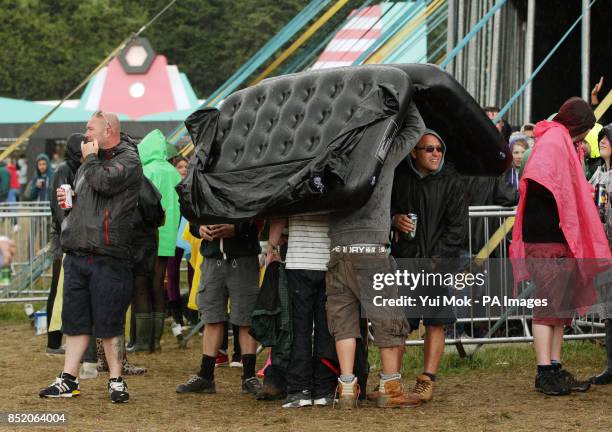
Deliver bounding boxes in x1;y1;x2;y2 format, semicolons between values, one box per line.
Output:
138;129;182;257
391;130;468;259
26;153;53;201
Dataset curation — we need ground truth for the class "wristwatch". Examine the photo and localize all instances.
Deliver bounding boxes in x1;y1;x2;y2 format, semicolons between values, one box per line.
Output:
267;242;281;256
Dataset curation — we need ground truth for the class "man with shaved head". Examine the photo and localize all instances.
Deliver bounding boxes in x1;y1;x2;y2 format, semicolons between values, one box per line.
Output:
39;111;143;404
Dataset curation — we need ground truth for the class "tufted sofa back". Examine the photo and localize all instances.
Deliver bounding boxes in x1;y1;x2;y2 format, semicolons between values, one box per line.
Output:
208;65;412;173
179;65;415;223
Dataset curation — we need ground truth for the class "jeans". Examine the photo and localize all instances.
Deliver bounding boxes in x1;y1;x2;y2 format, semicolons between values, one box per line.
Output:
286;269;337;398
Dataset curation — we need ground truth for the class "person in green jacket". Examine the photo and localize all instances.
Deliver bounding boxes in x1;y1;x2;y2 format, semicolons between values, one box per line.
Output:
0;161;11;202
137;129;182;351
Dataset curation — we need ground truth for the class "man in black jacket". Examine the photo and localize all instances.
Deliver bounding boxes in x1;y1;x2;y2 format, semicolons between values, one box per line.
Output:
176;220;262;396
391;129;467;403
39;111;142;404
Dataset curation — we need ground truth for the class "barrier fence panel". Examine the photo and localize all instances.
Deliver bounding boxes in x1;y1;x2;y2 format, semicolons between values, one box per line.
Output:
0;203;606;351
0;202;53;303
404;206;606;352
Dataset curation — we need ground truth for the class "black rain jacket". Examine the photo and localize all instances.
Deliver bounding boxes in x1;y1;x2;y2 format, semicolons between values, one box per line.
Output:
61;134;143;259
132;174;165;248
391;153;467;259
189;220;261;260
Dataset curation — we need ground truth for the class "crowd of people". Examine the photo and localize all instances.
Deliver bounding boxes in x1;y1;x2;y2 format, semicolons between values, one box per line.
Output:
28;83;611;408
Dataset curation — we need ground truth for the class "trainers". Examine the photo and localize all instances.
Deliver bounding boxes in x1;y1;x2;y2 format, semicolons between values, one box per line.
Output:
410;374;435;402
230;353;243;368
557;369;590;392
535;369;571;396
378;378;421;408
241;376;263;395
215;351;229;368
108;377;129;403
176;374;216;394
313;392;336;406
256;383;287;401
590;368;612;385
39;374;80;398
334;377;359;409
79;362;98;379
282;390;312;408
45;346;65;357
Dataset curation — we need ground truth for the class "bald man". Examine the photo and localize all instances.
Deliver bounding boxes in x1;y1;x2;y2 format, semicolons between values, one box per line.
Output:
39;111;143;404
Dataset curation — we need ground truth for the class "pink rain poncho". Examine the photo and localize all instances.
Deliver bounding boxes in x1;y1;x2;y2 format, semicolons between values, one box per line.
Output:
510;120;612;313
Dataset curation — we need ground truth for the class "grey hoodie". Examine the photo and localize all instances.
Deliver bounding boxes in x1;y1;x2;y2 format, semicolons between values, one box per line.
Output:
329;102;425;246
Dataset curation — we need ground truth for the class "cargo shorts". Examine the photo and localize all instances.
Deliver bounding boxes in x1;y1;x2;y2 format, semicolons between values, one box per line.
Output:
325;250;410;348
197;255;260;326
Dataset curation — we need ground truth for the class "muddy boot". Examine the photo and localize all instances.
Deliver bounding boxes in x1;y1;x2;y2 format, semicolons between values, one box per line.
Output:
127;313;153;353
334;377;359;409
410;374;435;402
152;312;165;352
591;319;612;385
377;377;421;408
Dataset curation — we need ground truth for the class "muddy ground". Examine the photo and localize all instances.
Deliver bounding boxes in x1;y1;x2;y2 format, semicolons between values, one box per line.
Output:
0;322;611;432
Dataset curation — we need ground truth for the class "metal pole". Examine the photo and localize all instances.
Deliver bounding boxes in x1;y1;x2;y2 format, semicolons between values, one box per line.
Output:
489;0;502;106
466;0;479;95
447;0;456;71
456;0;465;82
523;0;535;124
581;0;591;101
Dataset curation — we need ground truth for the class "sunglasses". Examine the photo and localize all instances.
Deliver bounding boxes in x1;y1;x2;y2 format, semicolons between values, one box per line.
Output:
415;145;444;153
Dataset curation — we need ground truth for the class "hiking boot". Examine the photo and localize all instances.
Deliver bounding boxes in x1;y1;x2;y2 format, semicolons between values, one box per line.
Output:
377;378;421;408
176;375;216;394
410;374;435;402
313;392;337;406
79;362;98;379
39;374;80;398
108;377;129;403
535;369;571;396
241;376;263;395
590;369;612;385
334;377;359;409
282;390;312;408
557;369;590;392
256;383;287;401
45;346;65;357
215;351;229;368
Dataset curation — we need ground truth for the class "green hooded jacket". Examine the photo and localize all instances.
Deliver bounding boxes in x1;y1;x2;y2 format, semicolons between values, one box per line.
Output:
138;129;182;256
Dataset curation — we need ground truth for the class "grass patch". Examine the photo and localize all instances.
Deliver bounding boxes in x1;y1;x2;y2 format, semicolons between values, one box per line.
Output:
0;302;45;325
367;340;605;376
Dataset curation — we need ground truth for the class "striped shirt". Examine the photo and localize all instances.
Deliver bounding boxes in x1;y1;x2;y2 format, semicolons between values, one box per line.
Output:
285;215;330;271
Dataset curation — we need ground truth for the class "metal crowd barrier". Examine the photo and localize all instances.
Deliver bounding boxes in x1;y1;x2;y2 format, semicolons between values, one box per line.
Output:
405;206;606;353
0;202;53;302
